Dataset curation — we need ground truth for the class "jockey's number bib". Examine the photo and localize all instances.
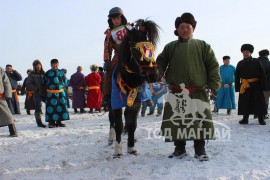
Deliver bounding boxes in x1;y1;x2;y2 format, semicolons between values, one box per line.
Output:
111;25;132;45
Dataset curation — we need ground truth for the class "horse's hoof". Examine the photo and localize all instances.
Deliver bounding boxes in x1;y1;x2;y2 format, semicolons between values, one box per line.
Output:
108;140;113;146
114;142;123;156
127;147;137;155
113;154;122;159
108;128;115;143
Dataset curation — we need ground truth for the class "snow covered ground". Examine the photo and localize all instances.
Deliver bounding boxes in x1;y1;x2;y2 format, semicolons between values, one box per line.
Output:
1;95;270;180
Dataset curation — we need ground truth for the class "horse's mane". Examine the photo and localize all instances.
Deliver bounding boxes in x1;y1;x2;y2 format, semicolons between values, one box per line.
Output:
118;19;160;69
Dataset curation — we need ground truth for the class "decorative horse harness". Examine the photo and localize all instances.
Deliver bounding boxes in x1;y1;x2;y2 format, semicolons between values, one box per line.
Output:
117;41;156;107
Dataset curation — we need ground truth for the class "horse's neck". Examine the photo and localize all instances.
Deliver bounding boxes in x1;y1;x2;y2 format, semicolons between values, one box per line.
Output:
120;70;144;88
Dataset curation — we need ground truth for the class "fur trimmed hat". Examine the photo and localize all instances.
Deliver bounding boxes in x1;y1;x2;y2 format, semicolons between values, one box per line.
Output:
174;13;196;36
51;59;59;64
223;56;230;60
241;44;254;53
259;49;269;57
32;59;42;67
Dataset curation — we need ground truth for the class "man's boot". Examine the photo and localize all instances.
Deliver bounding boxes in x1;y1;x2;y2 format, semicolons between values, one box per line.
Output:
194;140;209;161
26;110;31;115
35;112;46;128
258;115;266;125
48;120;56;128
239;115;249;124
56;120;66;127
157;109;162;116
147;110;154;115
89;108;93;113
169;141;187;158
8;124;18;137
74;108;78;113
227;109;231;115
80;108;86;113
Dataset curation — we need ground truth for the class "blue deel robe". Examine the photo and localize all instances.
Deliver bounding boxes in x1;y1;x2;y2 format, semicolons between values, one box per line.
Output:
215;65;236;109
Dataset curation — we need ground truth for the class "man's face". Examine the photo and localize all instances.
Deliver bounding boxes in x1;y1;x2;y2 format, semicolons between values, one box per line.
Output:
177;22;194;40
51;63;59;70
35;64;42;71
111;15;122;27
242;51;251;59
223;59;230;66
5;66;12;73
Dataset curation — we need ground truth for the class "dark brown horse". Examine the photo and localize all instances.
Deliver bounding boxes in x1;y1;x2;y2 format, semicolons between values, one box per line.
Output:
108;19;160;157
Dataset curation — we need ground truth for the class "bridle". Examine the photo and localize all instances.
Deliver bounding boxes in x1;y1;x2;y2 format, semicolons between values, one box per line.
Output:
127;41;157;78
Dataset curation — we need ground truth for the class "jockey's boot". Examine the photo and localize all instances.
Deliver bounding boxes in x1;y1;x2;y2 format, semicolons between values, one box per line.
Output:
258;115;266;125
56;120;66;127
239;115;249;124
8;124;18;137
194;140;209;161
35;112;46;128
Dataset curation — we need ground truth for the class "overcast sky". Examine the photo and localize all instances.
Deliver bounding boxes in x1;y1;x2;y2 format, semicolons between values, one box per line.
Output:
1;0;269;79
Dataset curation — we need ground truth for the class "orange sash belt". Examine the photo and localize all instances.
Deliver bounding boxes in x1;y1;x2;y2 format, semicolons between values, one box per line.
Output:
88;86;100;90
11;89;19;102
27;91;34;100
240;78;259;94
79;86;84;90
46;89;64;93
0;93;4;98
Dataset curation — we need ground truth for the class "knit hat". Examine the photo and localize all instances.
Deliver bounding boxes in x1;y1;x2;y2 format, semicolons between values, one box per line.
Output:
32;59;42;67
259;49;269;57
51;59;59;64
174;12;197;36
223;56;230;60
241;44;254;53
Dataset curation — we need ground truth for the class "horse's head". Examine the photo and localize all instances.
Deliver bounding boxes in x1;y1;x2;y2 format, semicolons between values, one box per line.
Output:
119;19;160;84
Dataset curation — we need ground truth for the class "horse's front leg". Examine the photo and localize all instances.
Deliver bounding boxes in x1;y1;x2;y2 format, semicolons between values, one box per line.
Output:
113;108;123;157
124;102;140;155
108;107;115;145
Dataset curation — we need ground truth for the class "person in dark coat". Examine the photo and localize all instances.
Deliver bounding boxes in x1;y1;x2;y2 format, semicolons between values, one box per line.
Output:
235;44;267;125
26;60;46;128
5;64;22;114
258;49;270;118
0;66;18;137
43;59;70;128
21;69;35;115
69;66;86;113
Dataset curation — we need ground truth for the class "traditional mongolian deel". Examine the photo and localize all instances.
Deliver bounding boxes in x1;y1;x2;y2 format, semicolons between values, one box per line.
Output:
43;69;70;122
85;71;102;109
157;38;221;142
69;71;86;109
215;65;236;109
0;67;15;127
